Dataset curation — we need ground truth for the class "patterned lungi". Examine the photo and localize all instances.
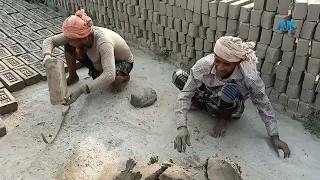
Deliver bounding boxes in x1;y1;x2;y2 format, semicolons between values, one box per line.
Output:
64;44;134;80
172;69;245;119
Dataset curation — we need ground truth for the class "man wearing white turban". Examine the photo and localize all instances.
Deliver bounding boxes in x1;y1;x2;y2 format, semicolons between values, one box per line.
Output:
172;36;291;159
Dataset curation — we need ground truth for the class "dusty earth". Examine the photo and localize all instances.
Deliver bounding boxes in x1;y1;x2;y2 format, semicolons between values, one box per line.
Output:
1;48;320;180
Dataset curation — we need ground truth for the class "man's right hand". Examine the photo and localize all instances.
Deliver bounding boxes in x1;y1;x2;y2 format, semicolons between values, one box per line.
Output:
174;126;191;152
42;54;52;66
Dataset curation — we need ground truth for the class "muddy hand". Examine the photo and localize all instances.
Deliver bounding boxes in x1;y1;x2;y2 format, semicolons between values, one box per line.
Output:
174;126;191;153
63;87;83;105
271;135;291;158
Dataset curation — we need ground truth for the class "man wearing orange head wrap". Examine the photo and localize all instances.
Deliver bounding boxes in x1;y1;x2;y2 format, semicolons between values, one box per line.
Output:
42;9;134;105
171;36;291;159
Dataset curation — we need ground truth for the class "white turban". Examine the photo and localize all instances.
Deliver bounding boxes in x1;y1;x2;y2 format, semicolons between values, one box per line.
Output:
214;36;258;72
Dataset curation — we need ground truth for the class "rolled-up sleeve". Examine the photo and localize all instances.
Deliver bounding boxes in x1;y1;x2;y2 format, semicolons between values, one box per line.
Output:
248;75;279;136
174;70;202;129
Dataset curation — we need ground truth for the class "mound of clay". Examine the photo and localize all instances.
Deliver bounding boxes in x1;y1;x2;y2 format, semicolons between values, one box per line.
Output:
205;157;243;180
0;118;7;137
130;88;157;108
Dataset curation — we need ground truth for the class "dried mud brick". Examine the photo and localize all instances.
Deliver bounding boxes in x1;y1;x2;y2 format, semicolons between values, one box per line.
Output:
31;50;43;60
34;39;44;47
48;26;62;34
18;54;39;65
0;70;25;92
11;35;30;44
1;28;21;37
3;8;17;14
2;56;24;69
37;21;54;28
0;47;12;59
0;61;9;73
0;22;13;31
0;88;18;115
0;31;7;38
10;13;24;20
0;37;16;46
14;65;40;86
28;61;46;80
7;44;26;56
26;32;43;41
0;14;14;21
16;25;33;35
20;41;41;52
37;29;54;37
18;17;33;25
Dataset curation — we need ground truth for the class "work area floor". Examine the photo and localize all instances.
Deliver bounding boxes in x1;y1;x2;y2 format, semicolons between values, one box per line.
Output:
0;48;320;180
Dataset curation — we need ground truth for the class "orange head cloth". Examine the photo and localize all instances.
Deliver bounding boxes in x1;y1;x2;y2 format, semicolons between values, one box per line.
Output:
62;9;93;39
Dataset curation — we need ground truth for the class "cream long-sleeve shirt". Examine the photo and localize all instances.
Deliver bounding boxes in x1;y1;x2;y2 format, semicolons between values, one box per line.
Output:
42;26;133;92
175;54;279;137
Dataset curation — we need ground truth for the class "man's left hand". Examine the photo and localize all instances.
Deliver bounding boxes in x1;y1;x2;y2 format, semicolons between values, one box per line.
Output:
63;86;85;105
271;135;291;158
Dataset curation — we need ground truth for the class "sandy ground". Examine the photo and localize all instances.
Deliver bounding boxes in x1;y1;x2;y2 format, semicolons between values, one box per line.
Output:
1;47;320;180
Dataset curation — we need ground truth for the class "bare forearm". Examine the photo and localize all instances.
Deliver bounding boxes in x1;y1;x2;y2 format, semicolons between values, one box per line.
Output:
86;72;115;92
42;33;69;56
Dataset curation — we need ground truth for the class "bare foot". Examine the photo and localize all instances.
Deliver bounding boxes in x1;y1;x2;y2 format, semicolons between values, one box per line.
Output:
67;74;79;86
212;119;227;138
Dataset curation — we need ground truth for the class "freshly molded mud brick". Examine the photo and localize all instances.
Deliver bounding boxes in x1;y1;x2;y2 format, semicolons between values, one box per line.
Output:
226;19;238;34
7;44;26;56
276;64;290;81
270;32;284;48
187;0;195;11
209;1;219;17
209;17;217;30
261;11;276;29
293;55;308;72
193;13;201;26
217;17;227;31
202;0;210;14
228;0;252;20
0;70;25;92
170;30;178;42
7;20;23;28
311;40;320;58
21;41;41;52
195;38;204;51
296;38;309;56
250;9;263;27
289;68;304;84
31;50;43;60
186;46;195;58
0;47;12;59
198;26;207;39
2;56;24;69
248;25;261;41
256;43;268;58
279;93;289;105
1;28;20;37
306;0;320;22
239;3;254;23
217;0;237;18
0;61;9;73
281;51;295;68
188;24;199;38
11;35;30;44
300;89;316;103
18;54;39;65
286;82;302;98
0;88;18;115
239;23;249;40
14;65;41;86
28;61;46;81
261;73;275;88
16;26;33;35
274;79;288;93
215;31;225;42
302;72;317;90
266;0;278;12
300;21;317;40
196;50;204;60
0;31;6;38
261;61;276;75
307;57;320;75
292;0;308;20
37;29;54;38
259;28;273;45
206;29;215;42
265;46;282;63
204;40;213;53
273;15;291;33
287;98;299;111
253;0;265;10
281;34;296;52
185;10;193;23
